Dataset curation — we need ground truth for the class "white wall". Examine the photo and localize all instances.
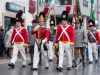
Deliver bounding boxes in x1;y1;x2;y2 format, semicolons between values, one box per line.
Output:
12;0;35;27
79;0;90;16
0;0;98;27
38;5;73;15
12;0;38;27
94;0;98;20
0;0;37;28
38;0;91;16
0;0;9;25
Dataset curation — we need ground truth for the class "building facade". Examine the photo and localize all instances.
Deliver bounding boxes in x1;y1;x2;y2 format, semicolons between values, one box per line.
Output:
0;0;98;33
0;0;35;33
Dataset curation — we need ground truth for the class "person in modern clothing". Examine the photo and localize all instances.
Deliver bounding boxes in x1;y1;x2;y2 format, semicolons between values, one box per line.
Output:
4;24;14;57
8;10;28;68
0;25;5;57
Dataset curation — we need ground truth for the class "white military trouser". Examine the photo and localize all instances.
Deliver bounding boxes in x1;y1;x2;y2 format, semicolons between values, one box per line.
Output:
88;42;98;61
48;41;54;60
33;41;49;68
9;48;13;57
11;42;26;65
58;41;72;68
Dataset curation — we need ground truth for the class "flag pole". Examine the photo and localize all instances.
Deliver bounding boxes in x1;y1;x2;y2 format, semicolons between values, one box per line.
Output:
53;6;57;45
53;6;57;26
72;0;77;28
36;0;40;48
37;0;39;16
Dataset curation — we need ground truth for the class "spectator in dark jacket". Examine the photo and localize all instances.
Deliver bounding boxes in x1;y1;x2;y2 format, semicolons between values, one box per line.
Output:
0;25;5;57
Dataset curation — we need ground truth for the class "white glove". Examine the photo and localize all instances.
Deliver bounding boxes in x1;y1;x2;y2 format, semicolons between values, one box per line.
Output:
42;39;46;44
54;27;57;30
35;25;40;30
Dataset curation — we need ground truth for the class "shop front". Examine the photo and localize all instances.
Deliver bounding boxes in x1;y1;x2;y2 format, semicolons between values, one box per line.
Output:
3;2;25;33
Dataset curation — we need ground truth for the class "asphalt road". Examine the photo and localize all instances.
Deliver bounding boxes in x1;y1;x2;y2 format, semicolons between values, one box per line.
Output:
0;57;100;75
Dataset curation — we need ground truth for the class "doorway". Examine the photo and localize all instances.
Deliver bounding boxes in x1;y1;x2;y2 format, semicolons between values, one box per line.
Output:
4;17;16;33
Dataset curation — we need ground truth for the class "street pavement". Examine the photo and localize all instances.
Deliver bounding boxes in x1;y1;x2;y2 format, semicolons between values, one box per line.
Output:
0;54;100;75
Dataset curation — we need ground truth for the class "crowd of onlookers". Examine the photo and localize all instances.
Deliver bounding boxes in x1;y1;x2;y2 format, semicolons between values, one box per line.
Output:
0;24;14;58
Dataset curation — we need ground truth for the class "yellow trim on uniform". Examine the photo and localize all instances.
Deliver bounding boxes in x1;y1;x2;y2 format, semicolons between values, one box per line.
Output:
86;30;89;33
65;24;68;26
96;30;99;33
62;24;68;26
24;43;28;46
55;43;58;47
86;30;90;33
70;42;74;45
15;41;23;44
46;28;49;30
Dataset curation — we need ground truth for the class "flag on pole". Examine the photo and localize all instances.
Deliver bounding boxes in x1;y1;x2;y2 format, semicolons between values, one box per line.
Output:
76;0;81;17
72;0;77;25
28;0;36;14
76;0;82;24
72;0;82;25
90;0;94;19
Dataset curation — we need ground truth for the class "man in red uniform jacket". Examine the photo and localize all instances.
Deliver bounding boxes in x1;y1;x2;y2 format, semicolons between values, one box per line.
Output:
55;6;74;71
31;12;50;70
8;10;28;68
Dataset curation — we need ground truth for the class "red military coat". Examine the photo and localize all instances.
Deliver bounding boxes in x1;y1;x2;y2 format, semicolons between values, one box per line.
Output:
10;27;28;46
55;24;74;46
31;26;49;41
97;30;100;43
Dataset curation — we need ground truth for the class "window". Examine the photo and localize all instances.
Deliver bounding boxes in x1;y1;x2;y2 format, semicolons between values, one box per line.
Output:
59;0;72;5
83;0;88;7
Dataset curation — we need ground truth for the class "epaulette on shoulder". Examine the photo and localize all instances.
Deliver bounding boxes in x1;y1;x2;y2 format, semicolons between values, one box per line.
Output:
96;29;100;33
46;28;49;30
96;29;99;32
22;27;25;29
86;30;90;33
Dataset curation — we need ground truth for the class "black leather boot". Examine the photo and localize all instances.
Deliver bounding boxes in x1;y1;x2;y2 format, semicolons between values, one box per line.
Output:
56;55;59;65
56;67;62;71
82;56;86;66
8;63;15;68
72;63;77;68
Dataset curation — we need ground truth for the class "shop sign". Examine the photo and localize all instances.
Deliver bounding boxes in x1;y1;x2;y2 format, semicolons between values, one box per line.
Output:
6;2;25;12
